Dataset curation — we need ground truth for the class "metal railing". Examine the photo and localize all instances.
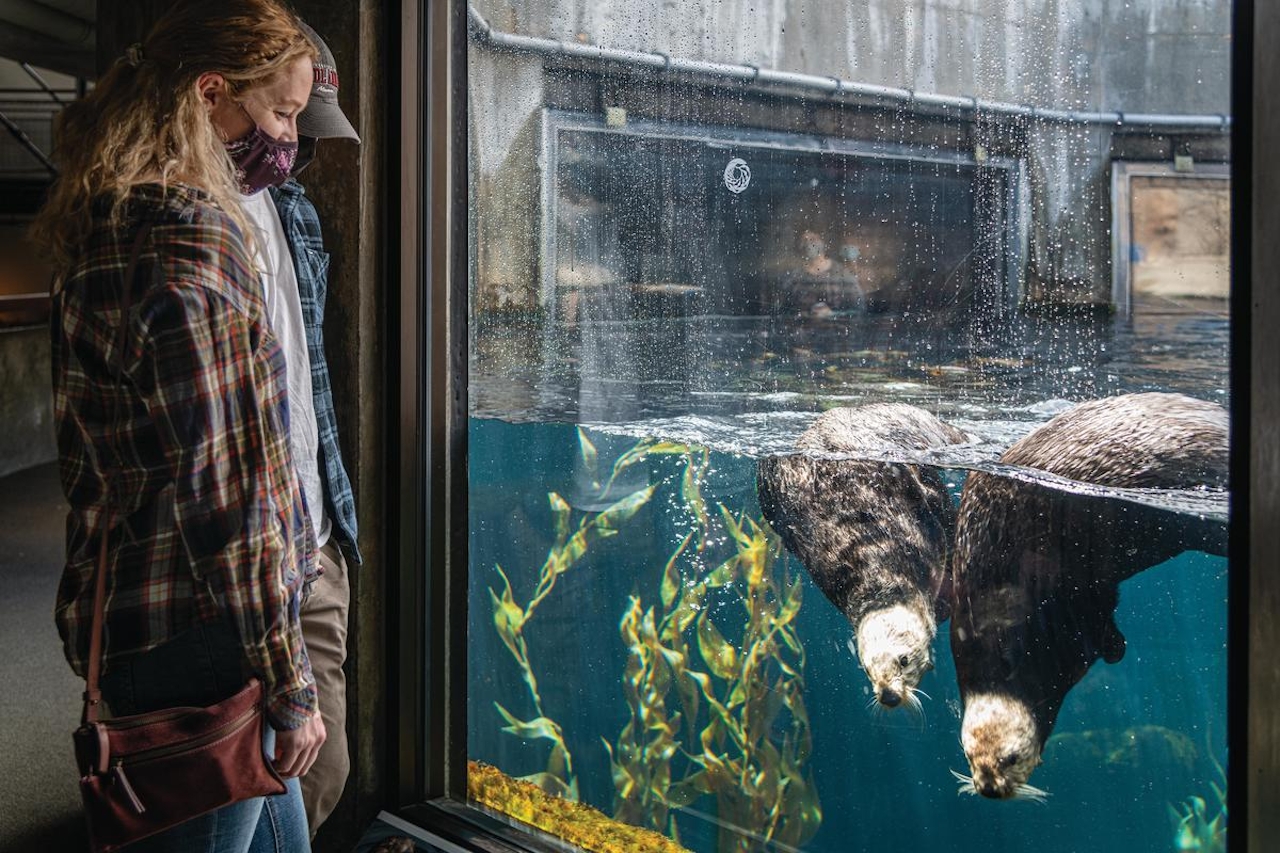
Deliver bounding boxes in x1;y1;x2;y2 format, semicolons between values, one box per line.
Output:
466;4;1230;132
0;62;75;176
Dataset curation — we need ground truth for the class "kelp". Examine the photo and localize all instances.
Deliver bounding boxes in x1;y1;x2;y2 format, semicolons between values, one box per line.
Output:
606;443;821;851
489;474;656;800
468;760;693;853
1168;751;1226;853
485;434;820;852
598;436;711;552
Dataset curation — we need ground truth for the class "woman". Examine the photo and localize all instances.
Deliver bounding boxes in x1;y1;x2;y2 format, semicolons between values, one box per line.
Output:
31;2;325;850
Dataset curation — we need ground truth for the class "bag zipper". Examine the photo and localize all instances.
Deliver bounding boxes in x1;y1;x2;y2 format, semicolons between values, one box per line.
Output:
103;707;197;730
110;760;145;814
104;704;260;815
125;703;259;766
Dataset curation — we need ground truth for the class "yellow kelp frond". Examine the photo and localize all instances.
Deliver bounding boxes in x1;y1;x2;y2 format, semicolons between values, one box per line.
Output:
488;482;657;801
607;442;821;852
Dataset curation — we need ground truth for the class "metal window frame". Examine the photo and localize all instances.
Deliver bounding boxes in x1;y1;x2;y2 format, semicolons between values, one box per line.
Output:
1110;160;1231;319
539;108;1029;320
388;0;1269;850
391;0;468;812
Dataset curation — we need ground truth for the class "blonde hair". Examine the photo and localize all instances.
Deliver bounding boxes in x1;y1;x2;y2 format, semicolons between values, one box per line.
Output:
30;0;317;269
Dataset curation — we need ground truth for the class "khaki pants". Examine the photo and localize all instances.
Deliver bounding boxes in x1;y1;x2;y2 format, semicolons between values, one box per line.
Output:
299;539;351;836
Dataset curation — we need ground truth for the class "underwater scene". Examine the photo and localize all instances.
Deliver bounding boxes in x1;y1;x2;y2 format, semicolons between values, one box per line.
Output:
465;304;1229;853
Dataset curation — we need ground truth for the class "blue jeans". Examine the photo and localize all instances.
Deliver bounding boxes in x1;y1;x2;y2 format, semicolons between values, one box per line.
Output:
100;620;311;853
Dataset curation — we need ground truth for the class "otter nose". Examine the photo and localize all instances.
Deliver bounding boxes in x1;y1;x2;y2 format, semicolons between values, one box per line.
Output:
879;688;901;707
979;781;1000;798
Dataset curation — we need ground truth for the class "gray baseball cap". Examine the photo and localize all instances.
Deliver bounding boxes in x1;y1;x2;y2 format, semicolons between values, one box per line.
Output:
295;19;360;143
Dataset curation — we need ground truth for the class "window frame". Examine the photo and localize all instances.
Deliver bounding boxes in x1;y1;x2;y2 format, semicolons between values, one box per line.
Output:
1110;160;1231;318
388;1;1263;850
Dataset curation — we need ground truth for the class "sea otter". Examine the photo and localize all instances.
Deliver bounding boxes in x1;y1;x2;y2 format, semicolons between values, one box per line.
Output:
757;403;969;711
950;392;1228;801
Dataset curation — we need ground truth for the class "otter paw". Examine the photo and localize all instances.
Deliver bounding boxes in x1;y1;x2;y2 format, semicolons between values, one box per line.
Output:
1101;622;1127;664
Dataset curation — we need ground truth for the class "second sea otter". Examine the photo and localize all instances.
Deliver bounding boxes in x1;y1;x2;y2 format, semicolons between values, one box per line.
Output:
950;392;1228;801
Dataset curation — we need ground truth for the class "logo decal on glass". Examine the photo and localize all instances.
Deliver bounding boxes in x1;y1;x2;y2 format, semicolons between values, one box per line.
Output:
723;158;751;194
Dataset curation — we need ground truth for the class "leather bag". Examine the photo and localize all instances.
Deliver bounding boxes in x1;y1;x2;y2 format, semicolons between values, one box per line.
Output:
73;222;286;852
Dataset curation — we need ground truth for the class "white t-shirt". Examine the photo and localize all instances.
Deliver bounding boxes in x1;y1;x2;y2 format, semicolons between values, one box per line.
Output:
240;189;331;548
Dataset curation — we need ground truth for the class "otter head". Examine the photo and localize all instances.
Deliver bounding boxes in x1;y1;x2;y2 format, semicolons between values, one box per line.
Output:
853;603;936;710
957;693;1047;802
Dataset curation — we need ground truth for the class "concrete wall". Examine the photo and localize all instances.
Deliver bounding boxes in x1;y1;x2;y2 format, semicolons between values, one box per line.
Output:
469;0;1231;310
0;327;57;479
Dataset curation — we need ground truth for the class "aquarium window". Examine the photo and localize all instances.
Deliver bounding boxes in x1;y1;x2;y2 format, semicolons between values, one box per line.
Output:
433;3;1237;853
1111;160;1231;320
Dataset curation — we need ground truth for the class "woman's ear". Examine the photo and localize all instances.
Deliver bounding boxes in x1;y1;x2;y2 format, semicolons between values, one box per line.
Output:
195;72;226;114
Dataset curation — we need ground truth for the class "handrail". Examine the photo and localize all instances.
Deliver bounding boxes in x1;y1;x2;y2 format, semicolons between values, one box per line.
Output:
0;107;56;175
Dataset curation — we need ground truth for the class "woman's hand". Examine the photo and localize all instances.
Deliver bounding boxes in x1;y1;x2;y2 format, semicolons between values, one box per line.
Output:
274;711;327;778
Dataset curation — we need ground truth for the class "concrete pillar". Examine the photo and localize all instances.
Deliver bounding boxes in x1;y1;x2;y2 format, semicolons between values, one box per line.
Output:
287;4;387;849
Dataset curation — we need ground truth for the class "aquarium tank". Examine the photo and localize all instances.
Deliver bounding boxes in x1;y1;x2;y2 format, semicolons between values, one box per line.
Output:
463;2;1232;852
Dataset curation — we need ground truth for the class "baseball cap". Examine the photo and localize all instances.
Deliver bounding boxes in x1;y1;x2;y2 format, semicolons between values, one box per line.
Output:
295;19;360;143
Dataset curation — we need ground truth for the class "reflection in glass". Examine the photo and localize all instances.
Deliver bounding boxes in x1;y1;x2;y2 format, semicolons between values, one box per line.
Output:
1130;176;1230;305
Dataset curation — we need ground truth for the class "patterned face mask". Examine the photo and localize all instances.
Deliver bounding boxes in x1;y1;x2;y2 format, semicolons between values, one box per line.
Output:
225;104;298;194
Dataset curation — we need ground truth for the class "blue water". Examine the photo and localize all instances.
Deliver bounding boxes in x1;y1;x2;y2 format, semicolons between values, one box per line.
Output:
467;418;1227;853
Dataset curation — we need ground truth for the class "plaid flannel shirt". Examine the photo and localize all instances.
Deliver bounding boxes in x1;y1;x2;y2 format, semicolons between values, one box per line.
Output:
269;179;361;564
51;183;318;729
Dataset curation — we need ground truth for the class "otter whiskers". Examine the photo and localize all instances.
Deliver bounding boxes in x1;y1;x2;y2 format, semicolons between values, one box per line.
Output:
951;769;979;797
1011;783;1050;804
948;770;1050;804
904;686;928;726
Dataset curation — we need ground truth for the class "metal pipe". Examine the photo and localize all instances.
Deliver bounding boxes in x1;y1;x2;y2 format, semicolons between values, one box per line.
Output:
0;87;76;95
0;107;57;174
560;40;669;69
0;0;92;46
667;57;759;82
19;62;65;105
756;67;840;93
466;3;1231;132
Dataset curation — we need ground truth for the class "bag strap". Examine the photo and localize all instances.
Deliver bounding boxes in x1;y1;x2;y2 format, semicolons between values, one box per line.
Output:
82;221;153;726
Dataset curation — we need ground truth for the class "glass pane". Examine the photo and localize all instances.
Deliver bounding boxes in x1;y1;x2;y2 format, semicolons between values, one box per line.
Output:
465;3;1230;852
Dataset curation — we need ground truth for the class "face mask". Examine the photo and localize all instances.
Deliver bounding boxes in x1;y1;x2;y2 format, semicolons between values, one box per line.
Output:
224;104;298;194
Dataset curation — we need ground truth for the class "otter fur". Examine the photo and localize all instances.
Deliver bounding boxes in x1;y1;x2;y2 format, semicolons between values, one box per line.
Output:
950;393;1228;800
757;403;969;711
